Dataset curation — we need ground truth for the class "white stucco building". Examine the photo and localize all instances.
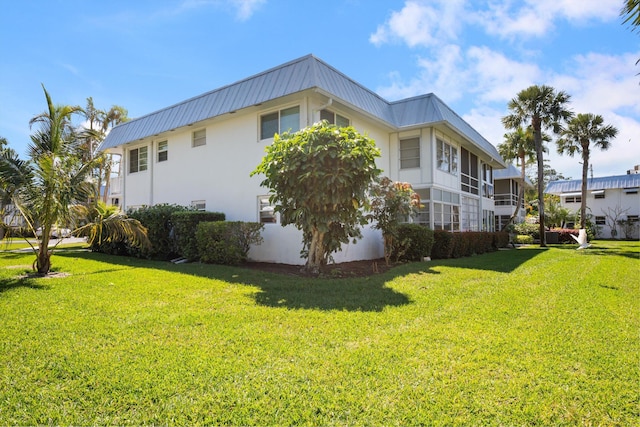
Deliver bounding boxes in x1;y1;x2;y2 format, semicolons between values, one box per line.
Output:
98;55;506;264
545;172;640;239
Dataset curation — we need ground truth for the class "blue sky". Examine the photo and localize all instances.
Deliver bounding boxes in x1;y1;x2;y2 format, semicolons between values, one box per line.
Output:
1;0;638;179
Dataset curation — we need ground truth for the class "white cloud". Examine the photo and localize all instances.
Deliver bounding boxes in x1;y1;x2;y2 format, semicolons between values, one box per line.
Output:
473;0;621;39
370;0;464;47
230;0;266;21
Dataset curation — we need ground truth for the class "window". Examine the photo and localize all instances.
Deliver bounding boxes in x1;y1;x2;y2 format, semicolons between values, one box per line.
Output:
432;189;460;231
482;163;494;198
191;200;206;211
460;148;478;195
483;209;495;231
413;188;430;226
565;196;581;203
400;137;420;169
595;216;606;225
627;215;639;223
624;187;638;194
129;146;148;173
320;109;349;127
461;196;479;231
157;140;168;162
437;138;457;174
192;129;206;147
260;106;300;140
258;196;277;223
592;190;605;199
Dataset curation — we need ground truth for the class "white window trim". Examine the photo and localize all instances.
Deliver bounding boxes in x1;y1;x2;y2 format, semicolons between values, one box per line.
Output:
157;140;168;162
259;105;301;141
258;195;278;224
192;129;207;147
129;145;148;174
191;200;206;211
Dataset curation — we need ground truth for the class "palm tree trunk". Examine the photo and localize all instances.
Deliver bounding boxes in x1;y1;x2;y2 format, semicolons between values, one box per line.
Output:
580;147;589;229
534;120;546;247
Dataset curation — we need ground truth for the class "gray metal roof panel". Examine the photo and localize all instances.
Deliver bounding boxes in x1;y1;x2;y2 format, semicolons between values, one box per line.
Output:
545;174;640;194
494;164;533;186
98;54;503;165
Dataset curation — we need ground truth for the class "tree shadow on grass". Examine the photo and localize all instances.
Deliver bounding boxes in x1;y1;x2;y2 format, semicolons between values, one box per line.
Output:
54;250;441;312
0;276;49;294
550;242;640;261
431;247;547;273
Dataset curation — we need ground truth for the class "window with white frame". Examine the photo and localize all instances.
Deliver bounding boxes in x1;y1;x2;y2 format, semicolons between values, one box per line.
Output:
191;200;206;211
595;216;606;225
258;196;277;223
460;196;479;231
129;146;148;173
260;106;300;140
413;188;430;226
460;148;479;195
624;187;639;194
157;140;168;162
400;137;420;169
482;163;493;198
593;190;605;199
192;129;206;147
436;138;458;174
565;196;581;203
320;109;349;127
432;188;460;231
627;215;639;222
482;209;495;231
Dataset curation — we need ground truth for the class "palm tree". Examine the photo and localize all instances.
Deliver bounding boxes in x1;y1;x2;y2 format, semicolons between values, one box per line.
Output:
497;127;537;230
72;201;150;251
556;113;619;229
502;85;573;246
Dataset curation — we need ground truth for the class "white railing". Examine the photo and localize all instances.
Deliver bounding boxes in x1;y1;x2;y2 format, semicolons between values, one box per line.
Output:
494;193;522;206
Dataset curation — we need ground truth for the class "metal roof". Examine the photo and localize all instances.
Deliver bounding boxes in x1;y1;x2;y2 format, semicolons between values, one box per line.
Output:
494;164;534;187
97;54;504;164
545;174;640;194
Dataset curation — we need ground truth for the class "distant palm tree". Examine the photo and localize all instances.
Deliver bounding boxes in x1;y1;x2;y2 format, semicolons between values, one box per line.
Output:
557;113;619;229
497;127;539;230
502;85;573;246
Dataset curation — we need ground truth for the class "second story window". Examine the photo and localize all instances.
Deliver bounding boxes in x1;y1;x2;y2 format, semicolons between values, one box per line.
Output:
320;109;350;127
400;137;420;169
260;106;300;140
129;146;148;174
157;140;168;162
482;163;493;198
436;138;457;174
192;129;206;147
461;148;479;195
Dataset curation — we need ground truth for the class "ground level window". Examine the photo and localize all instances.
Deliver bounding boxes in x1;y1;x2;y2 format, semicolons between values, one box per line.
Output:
565;196;581;203
259;196;277;223
482;209;495;232
595;216;606;225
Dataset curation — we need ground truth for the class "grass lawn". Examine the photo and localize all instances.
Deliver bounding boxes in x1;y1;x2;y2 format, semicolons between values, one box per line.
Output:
0;241;638;425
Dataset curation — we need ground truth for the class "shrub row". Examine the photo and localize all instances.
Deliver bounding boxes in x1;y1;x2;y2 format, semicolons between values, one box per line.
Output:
172;211;226;260
549;228;580;244
392;224;435;261
431;230;509;260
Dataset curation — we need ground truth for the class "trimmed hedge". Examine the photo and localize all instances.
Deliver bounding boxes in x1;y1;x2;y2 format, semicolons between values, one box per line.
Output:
171;211;226;260
128;204;190;259
196;221;263;265
431;231;510;260
393;224;435;261
550;228;580;244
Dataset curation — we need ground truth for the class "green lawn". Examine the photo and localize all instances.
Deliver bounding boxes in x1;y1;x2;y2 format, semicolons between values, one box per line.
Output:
0;241;638;426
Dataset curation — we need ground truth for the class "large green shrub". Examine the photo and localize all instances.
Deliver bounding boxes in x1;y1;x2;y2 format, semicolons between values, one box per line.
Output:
431;230;454;259
172;211;226;260
196;221;263;265
128;204;189;259
513;222;540;240
392;224;434;261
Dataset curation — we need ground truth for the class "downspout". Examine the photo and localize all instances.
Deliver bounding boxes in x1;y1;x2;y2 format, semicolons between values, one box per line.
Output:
313;98;333;123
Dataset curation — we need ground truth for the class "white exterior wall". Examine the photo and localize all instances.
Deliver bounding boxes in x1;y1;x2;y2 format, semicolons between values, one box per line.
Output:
113;92;502;264
562;189;640;239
